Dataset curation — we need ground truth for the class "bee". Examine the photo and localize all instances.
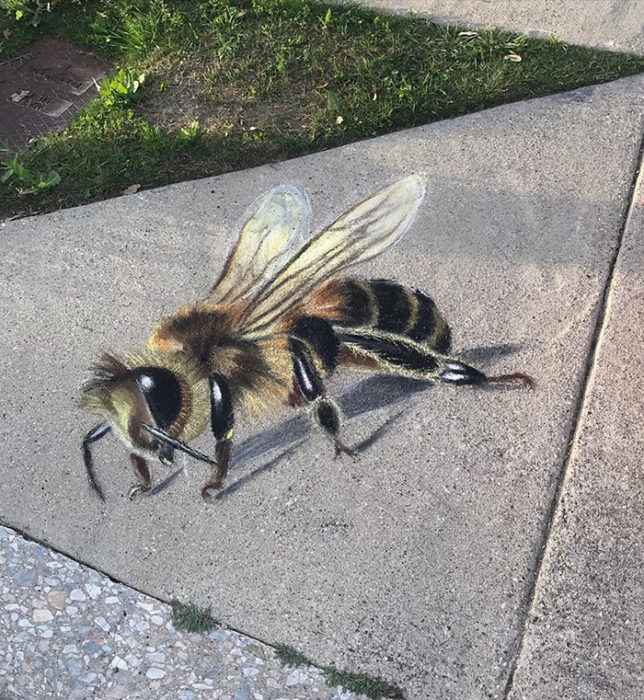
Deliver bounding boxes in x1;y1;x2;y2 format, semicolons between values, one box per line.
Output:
81;176;534;503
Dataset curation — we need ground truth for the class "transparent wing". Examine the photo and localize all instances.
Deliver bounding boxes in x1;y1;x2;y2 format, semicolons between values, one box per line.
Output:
207;185;311;305
236;175;426;334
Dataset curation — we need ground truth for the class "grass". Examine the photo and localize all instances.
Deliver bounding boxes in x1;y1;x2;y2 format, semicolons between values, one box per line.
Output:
170;600;220;633
1;0;644;218
274;643;312;668
323;666;404;698
275;643;404;698
167;616;402;697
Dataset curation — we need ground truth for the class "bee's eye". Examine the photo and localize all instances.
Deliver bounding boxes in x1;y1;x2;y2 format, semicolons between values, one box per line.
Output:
134;366;182;430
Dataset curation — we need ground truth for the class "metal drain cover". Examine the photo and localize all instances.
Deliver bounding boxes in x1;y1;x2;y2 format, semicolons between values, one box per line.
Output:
0;36;112;151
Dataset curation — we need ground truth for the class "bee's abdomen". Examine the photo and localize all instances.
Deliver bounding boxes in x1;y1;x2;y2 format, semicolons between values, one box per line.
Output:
327;278;451;354
370;279;412;335
406;288;451;354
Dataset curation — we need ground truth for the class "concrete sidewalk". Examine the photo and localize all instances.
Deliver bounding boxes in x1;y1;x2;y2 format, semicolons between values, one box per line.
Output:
508;132;644;700
348;0;644;55
1;73;643;699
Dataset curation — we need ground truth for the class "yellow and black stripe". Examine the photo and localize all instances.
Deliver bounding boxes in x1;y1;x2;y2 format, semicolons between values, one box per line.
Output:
310;277;451;354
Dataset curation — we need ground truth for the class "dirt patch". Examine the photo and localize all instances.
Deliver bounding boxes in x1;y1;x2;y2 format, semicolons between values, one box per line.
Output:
137;50;325;138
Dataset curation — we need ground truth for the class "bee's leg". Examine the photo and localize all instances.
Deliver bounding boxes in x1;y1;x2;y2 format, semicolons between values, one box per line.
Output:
338;331;535;390
485;372;535;390
82;422;111;502
289;336;356;459
128;453;152;500
287;378;306;407
202;373;234;502
316;396;357;459
438;361;535;390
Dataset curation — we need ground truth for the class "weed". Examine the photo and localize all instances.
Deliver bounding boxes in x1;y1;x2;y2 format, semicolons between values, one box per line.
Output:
210;5;242;58
275;643;404;698
1;0;72;26
323;666;404;699
179;120;205;144
319;7;333;31
98;67;146;106
170;600;220;633
1;153;61;196
274;644;311;668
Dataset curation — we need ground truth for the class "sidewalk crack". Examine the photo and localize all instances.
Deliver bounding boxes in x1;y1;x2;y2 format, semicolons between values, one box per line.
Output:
502;120;644;699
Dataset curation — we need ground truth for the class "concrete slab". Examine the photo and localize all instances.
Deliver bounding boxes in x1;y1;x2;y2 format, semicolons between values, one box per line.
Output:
346;0;644;55
1;75;643;698
507;145;644;698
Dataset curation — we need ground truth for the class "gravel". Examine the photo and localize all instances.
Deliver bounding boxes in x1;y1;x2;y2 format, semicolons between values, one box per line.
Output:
0;525;362;699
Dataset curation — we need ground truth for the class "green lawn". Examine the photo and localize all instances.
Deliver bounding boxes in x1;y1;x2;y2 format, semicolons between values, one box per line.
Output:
1;0;643;218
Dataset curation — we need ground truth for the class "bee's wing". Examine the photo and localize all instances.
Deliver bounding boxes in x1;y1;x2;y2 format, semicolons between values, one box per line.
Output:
207;185;311;305
236;175;426;334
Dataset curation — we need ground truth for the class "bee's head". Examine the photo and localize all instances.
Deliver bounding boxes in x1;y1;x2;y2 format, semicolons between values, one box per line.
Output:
80;351;210;455
80;352;212;501
80;354;180;453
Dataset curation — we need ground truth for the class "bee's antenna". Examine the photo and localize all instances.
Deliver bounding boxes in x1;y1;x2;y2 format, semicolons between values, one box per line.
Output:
82;422;111;502
141;424;217;466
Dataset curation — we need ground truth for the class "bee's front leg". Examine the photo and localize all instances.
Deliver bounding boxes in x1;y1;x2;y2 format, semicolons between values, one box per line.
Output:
201;373;234;503
289;337;356;459
128;453;152;500
82;422;111;501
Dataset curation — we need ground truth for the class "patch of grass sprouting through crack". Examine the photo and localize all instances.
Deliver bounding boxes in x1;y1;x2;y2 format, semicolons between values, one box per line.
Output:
275;643;404;699
171;600;220;633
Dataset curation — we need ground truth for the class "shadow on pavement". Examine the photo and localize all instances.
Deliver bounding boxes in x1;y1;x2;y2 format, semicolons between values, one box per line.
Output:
150;343;521;498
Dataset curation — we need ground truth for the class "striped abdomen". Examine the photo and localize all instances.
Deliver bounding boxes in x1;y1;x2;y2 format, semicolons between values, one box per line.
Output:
307;277;451;354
